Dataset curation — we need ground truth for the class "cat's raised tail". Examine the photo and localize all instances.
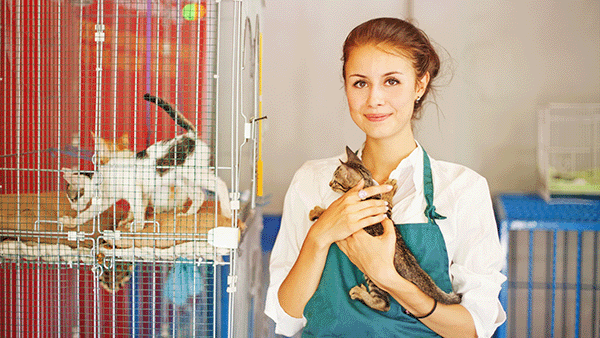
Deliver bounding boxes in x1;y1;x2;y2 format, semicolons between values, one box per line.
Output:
143;93;197;134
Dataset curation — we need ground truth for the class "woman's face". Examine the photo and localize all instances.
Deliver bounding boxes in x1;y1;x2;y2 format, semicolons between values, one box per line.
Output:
344;44;428;143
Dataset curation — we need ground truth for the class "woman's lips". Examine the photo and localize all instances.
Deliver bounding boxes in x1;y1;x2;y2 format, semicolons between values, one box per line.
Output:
365;114;390;122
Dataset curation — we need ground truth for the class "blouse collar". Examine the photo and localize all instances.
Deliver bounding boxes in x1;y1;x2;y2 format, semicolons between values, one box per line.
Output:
357;140;424;190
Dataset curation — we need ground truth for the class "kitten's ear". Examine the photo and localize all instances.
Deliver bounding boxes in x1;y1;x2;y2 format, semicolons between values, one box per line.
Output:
345;146;360;163
62;168;88;186
93;133;112;164
118;133;130;150
61;168;76;184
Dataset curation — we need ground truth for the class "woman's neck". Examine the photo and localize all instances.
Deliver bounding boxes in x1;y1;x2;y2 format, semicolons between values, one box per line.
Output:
361;137;417;184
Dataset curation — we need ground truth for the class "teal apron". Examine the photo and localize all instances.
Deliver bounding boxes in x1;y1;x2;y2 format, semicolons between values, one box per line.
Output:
303;149;452;337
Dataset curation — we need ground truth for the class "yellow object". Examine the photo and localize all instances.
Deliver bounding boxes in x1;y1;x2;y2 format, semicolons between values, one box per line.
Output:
257;32;264;197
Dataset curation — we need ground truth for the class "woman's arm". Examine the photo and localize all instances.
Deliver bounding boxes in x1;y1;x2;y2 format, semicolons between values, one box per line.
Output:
337;218;477;338
278;181;393;318
381;271;477;338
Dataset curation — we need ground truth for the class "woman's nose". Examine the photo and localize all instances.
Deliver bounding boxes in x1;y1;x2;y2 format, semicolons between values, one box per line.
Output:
367;86;385;107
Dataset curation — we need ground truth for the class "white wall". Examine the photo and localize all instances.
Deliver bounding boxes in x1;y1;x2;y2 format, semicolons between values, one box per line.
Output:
260;0;600;214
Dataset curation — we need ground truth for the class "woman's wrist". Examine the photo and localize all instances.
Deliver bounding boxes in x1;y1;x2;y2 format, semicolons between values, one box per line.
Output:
305;220;335;251
376;272;437;317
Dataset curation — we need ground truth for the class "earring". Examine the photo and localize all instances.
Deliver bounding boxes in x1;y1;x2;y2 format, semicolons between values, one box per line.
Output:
415;96;421;104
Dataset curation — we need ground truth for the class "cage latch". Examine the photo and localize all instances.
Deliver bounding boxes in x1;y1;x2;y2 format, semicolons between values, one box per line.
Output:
227;275;238;293
229;191;241;211
208;227;239;249
102;230;122;241
94;24;105;42
245;116;268;140
67;231;85;242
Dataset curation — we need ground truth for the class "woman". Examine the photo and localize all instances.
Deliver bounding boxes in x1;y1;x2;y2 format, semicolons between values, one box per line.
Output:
265;17;506;337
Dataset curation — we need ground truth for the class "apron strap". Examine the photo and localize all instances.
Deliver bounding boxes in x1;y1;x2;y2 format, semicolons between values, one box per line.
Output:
422;148;446;225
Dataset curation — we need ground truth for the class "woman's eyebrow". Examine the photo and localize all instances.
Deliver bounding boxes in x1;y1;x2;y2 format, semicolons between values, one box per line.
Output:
348;71;404;78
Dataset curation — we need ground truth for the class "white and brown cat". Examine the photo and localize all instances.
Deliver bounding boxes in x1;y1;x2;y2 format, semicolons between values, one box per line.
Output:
61;94;232;231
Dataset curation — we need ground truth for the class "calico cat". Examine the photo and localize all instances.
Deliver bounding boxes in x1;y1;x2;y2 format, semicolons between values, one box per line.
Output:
94;132;134;165
310;146;461;312
92;132;190;216
60;94;232;231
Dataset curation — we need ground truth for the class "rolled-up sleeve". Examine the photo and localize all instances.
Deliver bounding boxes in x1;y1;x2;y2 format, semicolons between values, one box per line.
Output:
449;176;507;338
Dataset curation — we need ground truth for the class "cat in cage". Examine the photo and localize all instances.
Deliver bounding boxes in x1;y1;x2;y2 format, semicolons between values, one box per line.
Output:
60;93;232;231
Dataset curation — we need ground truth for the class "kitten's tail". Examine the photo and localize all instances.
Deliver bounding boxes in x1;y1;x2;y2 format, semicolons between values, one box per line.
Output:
143;93;197;134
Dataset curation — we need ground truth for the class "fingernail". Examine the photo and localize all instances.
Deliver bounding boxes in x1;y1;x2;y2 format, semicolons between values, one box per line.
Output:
385;185;393;191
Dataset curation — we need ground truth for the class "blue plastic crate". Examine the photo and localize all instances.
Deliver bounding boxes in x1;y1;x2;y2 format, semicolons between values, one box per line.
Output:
497;194;600;231
495;193;600;338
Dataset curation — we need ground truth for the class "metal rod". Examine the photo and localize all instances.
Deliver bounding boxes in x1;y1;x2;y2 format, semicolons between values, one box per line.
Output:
36;1;43;334
561;232;568;338
527;229;534;336
551;230;557;338
593;231;598;338
15;2;23;334
575;231;582;338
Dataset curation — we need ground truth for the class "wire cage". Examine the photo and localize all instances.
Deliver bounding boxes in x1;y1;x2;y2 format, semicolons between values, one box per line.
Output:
0;0;264;336
537;103;600;199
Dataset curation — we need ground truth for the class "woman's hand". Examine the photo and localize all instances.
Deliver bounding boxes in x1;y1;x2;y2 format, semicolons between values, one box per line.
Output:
278;180;393;319
336;217;399;288
307;180;393;250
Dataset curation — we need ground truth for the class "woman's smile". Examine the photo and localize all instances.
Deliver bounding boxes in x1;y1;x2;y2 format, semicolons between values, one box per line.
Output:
364;113;392;122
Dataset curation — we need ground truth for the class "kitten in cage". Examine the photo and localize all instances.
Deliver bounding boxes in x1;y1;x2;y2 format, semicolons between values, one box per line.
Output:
60;94;232;231
93;132;190;217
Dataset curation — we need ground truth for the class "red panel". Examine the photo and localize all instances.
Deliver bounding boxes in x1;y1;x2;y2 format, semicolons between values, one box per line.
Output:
1;0;208;194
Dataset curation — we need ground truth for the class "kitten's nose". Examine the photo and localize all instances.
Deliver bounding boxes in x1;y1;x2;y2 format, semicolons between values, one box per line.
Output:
328;180;334;187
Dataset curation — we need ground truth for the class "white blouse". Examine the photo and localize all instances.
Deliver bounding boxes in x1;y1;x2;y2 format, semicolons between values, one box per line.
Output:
265;143;507;338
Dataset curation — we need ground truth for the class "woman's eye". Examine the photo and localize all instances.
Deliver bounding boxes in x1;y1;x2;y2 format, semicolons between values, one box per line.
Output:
353;80;367;88
385;78;400;86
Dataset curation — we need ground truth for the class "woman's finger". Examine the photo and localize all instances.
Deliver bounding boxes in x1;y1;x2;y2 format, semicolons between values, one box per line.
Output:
381;217;395;234
353;184;394;202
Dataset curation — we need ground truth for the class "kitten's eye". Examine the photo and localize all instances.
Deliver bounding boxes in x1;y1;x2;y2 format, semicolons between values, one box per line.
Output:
385;78;400;86
353;80;367;89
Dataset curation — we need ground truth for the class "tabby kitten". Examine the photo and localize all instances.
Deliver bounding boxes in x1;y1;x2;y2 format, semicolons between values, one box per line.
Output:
310;146;461;312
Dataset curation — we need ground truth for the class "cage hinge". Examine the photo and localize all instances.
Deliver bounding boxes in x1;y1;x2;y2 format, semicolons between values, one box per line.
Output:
244;122;252;140
95;24;106;42
67;231;85;242
229;191;240;211
208;227;239;249
102;230;122;241
227;275;238;293
245;116;268;140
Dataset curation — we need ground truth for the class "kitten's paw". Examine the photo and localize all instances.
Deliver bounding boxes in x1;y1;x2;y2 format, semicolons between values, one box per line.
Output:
117;212;134;227
184;200;202;216
59;216;77;228
309;206;325;221
129;221;146;232
349;284;369;300
382;179;398;203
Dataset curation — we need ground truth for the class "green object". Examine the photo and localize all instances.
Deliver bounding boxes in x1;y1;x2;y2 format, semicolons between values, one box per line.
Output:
548;167;600;194
182;4;197;21
302;149;451;337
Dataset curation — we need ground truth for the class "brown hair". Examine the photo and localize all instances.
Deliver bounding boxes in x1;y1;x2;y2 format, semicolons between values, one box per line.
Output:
342;17;440;119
